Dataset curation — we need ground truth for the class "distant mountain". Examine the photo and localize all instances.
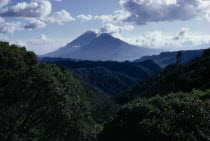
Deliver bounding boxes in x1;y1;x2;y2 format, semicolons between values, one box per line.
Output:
42;31;161;61
42;31;98;58
44;60;162;96
134;49;204;68
39;57;78;63
118;48;210;103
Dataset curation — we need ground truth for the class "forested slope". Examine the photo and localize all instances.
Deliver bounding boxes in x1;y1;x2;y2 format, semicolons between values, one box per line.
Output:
2;41;209;141
134;49;204;68
118;48;210;103
0;42;117;141
46;60;162;96
100;90;210;141
99;48;210;141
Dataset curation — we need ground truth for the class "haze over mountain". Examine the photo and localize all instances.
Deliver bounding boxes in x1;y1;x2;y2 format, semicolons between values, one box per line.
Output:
42;31;161;61
134;49;204;68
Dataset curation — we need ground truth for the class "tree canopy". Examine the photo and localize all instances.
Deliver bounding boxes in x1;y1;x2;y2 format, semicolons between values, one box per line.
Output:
1;41;210;141
100;90;210;141
117;48;210;103
0;42;100;141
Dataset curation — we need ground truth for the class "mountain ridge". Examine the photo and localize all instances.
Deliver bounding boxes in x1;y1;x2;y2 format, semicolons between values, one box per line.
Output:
43;31;98;58
42;31;161;61
45;59;162;96
134;49;205;68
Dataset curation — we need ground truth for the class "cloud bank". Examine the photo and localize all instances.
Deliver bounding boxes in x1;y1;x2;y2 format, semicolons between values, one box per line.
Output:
45;10;75;24
24;19;46;29
14;34;68;55
77;14;93;21
0;0;52;18
120;0;210;24
101;23;134;35
0;22;22;33
0;0;10;8
119;28;210;50
0;1;75;33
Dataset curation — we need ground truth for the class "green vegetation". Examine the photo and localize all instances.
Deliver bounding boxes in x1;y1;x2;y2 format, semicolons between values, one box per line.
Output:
99;90;210;141
0;42;102;141
1;41;210;141
118;48;210;103
100;47;210;141
44;59;162;96
74;67;137;96
176;51;183;65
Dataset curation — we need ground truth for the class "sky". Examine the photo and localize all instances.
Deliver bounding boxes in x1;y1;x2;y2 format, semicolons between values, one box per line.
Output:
0;0;210;55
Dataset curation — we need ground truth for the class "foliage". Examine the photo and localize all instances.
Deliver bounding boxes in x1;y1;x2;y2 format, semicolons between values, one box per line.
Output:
99;90;210;141
89;92;120;124
0;42;100;141
118;48;210;103
2;41;210;141
176;51;183;65
45;59;162;96
74;67;137;96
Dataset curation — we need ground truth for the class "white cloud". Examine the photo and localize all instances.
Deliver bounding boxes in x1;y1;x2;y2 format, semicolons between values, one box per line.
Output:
24;19;46;29
0;34;8;41
94;15;113;23
40;34;47;40
101;23;134;35
16;34;68;55
94;10;130;24
88;29;100;34
118;28;210;50
45;10;75;24
77;14;92;21
0;17;4;23
16;34;51;54
14;34;49;47
0;0;52;18
0;22;22;33
95;10;133;36
205;10;210;22
174;28;189;40
27;34;50;46
120;0;210;24
14;41;28;47
0;0;9;8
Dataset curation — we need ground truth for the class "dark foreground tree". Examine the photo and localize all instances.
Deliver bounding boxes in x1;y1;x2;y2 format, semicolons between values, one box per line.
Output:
176;51;183;65
0;42;100;141
99;90;210;141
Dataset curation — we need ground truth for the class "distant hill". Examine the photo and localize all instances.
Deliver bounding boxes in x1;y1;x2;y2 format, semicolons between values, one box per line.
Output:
118;48;210;103
134;49;204;68
39;57;78;63
99;48;210;141
44;60;162;96
42;31;161;61
74;67;138;96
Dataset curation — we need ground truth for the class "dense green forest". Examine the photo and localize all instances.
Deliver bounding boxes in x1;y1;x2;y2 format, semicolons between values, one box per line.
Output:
100;90;210;141
1;41;210;141
99;48;210;141
118;48;210;103
42;59;162;96
0;42;118;141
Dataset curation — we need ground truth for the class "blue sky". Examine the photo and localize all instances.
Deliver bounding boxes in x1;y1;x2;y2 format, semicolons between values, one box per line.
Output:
0;0;210;55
